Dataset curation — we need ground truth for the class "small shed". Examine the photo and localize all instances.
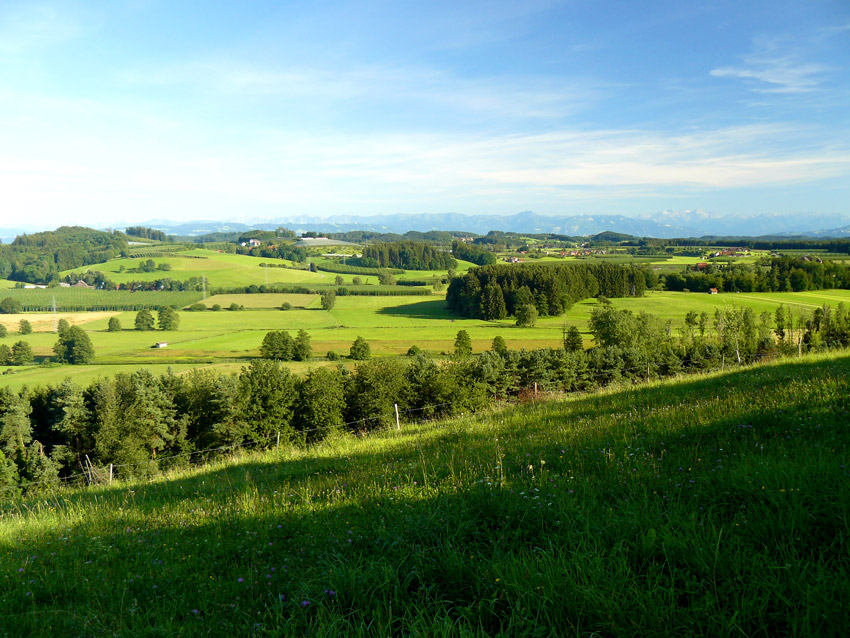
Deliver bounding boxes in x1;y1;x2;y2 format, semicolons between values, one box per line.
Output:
709;288;718;295
152;342;168;349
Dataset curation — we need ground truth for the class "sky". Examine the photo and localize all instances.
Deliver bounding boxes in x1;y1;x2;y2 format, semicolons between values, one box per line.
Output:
1;0;849;229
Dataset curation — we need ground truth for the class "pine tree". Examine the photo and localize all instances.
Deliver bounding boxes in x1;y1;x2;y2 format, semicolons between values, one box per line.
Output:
564;326;583;352
454;330;472;356
294;329;312;361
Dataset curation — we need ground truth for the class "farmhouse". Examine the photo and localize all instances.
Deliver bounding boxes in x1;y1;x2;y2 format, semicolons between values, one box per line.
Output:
709;288;718;294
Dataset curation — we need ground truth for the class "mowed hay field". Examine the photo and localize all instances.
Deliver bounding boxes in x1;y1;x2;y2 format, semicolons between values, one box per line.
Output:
2;288;850;390
0;353;847;636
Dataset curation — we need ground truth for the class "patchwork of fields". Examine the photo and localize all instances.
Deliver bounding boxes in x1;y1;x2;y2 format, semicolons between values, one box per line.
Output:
2;273;850;390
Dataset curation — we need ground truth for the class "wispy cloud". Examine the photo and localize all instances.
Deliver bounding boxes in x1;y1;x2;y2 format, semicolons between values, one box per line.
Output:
710;39;831;94
119;60;604;121
0;3;81;56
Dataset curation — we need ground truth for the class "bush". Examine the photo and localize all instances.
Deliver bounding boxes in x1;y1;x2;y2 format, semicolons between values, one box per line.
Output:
0;324;6;338
516;304;538;327
107;317;122;332
350;336;371;360
211;303;221;311
327;350;340;361
229;303;241;311
407;344;422;357
321;290;336;311
187;303;206;312
19;319;32;335
57;318;71;334
0;297;22;314
281;302;292;311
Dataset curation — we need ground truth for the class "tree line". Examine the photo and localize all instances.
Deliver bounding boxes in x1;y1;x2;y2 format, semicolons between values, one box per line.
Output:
663;256;850;293
447;262;649;319
125;227;168;242
358;241;457;270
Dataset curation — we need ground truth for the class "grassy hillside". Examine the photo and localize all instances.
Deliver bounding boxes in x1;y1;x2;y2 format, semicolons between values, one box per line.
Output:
1;353;847;636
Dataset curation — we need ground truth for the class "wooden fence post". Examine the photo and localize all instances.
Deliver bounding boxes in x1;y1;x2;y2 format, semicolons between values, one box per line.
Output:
395;404;400;430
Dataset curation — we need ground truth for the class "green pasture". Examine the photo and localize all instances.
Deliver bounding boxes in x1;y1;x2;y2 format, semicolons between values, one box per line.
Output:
2;289;849;389
64;249;333;288
1;352;847;635
67;249;477;289
202;293;321;309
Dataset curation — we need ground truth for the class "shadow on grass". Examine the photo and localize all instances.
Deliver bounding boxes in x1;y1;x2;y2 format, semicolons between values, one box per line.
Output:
375;299;454;320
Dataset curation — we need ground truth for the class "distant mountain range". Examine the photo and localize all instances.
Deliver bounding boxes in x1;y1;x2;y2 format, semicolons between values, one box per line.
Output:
2;211;849;242
138;211;850;240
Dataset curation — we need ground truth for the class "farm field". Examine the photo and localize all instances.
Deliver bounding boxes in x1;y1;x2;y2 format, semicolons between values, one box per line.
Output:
0;352;847;635
1;288;849;390
61;248;477;289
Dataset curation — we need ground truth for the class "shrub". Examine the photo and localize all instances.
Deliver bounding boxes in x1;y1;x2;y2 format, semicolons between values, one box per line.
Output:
516;304;538;327
19;319;32;335
349;336;371;360
187;303;206;312
107;317;122;332
281;302;292;311
0;297;22;314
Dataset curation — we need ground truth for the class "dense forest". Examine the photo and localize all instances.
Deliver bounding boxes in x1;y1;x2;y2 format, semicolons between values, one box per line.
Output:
125;226;168;242
451;239;496;265
664;256;850;293
447;262;650;319
0;227;128;284
358;241;457;270
2;300;847;492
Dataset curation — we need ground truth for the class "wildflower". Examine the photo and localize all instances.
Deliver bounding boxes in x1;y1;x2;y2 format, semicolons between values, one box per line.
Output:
238;578;244;583
301;600;311;608
324;589;336;598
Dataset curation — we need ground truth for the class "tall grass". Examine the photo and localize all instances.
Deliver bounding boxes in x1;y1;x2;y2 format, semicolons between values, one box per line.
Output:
0;353;848;636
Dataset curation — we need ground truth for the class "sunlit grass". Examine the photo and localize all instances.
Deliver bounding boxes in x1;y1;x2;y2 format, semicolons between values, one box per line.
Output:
1;352;848;636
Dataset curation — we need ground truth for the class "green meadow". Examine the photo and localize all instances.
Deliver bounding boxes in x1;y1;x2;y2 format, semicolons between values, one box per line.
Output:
2;288;850;390
0;352;847;636
59;248;478;289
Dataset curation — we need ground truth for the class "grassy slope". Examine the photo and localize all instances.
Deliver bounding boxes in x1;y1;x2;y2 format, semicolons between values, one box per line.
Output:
0;353;848;636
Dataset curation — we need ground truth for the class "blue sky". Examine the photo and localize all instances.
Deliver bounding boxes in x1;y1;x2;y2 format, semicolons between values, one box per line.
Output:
1;0;848;228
